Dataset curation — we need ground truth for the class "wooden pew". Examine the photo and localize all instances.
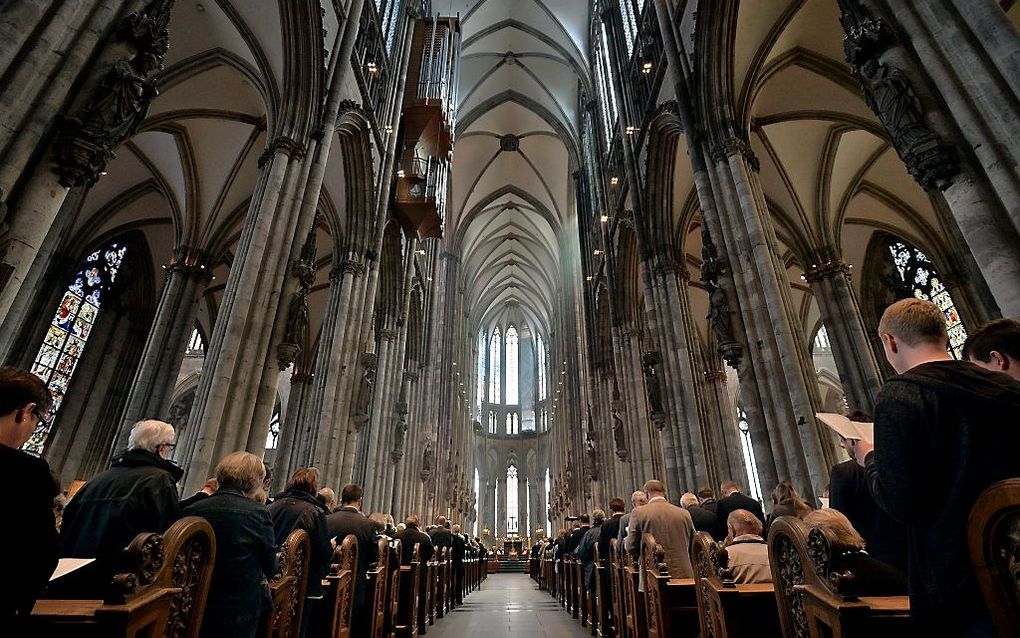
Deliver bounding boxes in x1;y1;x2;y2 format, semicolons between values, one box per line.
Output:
424;548;437;628
435;547;448;620
158;516;217;638
593;543;612;638
767;516;909;637
262;528;312;638
609;540;627;638
691;531;780;638
384;538;402;638
319;534;357;638
31;524;185;636
640;534;697;638
393;543;420;638
621;546;647;638
363;536;390;638
443;546;453;613
968;478;1020;638
576;554;587;626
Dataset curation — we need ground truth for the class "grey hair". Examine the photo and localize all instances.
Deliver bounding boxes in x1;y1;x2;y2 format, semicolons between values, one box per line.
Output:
128;420;175;453
631;490;648;507
215;451;266;499
592;509;606;525
679;492;699;508
452;524;461;534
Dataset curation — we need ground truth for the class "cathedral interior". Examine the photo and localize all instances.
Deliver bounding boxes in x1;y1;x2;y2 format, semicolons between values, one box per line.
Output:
1;0;1018;542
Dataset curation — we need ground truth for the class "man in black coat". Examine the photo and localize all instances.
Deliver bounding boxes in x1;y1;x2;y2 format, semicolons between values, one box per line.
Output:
599;498;625;558
853;300;1020;636
697;487;718;515
680;492;717;535
428;515;454;552
59;419;182;592
0;367;58;631
829;413;907;572
325;483;379;634
565;515;590;554
714;480;765;542
451;524;466;605
397;515;434;629
268;468;333;637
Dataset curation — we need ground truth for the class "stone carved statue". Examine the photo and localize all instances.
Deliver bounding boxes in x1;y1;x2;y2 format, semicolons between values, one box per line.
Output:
390;405;408;462
701;224;743;368
352;354;377;429
419;440;433;481
641;351;667;428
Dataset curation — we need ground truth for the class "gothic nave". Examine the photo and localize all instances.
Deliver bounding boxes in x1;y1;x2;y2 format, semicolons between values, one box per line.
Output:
2;0;1019;563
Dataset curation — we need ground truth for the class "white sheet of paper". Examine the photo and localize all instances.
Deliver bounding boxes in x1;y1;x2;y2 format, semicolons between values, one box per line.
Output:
50;557;95;581
815;412;874;444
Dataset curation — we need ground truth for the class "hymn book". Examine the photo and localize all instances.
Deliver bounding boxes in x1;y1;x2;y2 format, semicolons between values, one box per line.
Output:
816;412;874;444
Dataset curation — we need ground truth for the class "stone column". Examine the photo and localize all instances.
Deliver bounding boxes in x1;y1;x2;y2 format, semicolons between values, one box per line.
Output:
841;0;1020;317
270;371;313;493
805;260;883;413
115;248;210;449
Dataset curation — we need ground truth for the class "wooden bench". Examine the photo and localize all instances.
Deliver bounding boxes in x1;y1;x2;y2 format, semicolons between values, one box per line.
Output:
318;534;357;638
968;478;1020;638
768;516;909;637
640;534;697;638
262;528;312;638
393;542;420;637
363;536;390;638
593;543;612;637
609;540;627;638
691;531;780;638
621;545;647;638
30;518;212;637
435;547;448;619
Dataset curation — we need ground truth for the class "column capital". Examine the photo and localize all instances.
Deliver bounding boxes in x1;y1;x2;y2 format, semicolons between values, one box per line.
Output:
708;136;760;172
258;135;306;168
803;260;852;284
704;369;727;383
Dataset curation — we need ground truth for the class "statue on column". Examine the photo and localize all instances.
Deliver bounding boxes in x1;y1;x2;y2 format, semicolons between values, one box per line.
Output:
352;353;377;430
611;382;629;460
701;223;743;368
584;402;599;482
419;439;433;481
641;351;667;429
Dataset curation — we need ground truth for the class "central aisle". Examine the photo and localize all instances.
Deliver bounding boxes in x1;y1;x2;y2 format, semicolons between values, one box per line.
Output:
427;573;589;638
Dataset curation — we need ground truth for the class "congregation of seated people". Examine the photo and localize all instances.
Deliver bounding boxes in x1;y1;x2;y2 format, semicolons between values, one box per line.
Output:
1;367;485;637
532;308;1020;637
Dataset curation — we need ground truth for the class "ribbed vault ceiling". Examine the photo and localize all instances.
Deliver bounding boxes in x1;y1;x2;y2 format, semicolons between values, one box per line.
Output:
448;0;590;336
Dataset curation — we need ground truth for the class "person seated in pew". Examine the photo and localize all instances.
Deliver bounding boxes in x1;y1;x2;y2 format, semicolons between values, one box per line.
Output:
396;515;434;564
268;467;332;638
721;509;771;584
180;477;219;510
763;480;812;538
802;509;906;596
57;419;183;594
185;451;278;638
625;480;696;582
326;483;378;636
0;367;59;631
573;509;604;589
600;498;625;558
616;490;648;555
680;492;717;535
451;524;467;605
429;515;454;550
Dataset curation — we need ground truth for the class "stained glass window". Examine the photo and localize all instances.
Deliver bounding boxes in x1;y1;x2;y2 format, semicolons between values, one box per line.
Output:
489;411;497;434
506;464;519;535
473;468;480;537
887;239;968;359
186;327;206;356
476;331;486;418
25;243;127;456
536;334;547;401
737;407;764;503
488;327;501;403
505;412;518;435
619;0;638;57
505;326;519;404
594;23;620;144
265;405;281;450
813;325;831;353
544;467;552;537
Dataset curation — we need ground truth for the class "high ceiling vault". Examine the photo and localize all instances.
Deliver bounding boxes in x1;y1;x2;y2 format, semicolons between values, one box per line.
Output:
447;0;590;336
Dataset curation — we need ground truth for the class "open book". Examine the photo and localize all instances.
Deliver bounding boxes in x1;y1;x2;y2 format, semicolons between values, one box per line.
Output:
816;412;874;444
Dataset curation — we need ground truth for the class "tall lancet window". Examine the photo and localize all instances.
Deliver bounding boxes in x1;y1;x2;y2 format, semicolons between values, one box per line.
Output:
476;331;486;417
505;326;519;404
506;464;519;535
536;334;547;401
737;407;764;503
544;467;552;537
488;327;501;403
886;239;968;359
26;242;128;456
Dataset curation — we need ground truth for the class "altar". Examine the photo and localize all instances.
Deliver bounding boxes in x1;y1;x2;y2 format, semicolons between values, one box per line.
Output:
500;536;525;557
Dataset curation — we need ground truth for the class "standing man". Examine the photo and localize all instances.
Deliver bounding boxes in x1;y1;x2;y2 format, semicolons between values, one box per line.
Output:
625;480;695;580
0;367;58;631
714;480;765;541
616;491;648;555
853;299;1020;636
680;492;717;535
963;318;1020;381
325;484;378;636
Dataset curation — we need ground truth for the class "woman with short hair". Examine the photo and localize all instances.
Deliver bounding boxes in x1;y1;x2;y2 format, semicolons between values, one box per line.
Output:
185;451;278;637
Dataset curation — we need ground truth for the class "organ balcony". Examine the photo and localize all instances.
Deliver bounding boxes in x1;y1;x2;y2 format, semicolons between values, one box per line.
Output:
395;14;460;240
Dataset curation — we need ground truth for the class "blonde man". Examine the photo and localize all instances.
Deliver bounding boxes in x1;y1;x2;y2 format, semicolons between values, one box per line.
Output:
803;509;905;597
854;298;1020;635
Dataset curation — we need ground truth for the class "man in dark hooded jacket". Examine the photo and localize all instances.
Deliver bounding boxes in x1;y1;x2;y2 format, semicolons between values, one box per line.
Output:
853;300;1020;637
58;420;182;593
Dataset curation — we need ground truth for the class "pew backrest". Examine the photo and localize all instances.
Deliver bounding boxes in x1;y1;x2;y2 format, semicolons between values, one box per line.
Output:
767;516;812;638
264;528;311;638
368;536;390;638
328;534;358;638
158;516;217;638
968;478;1020;638
691;531;720;638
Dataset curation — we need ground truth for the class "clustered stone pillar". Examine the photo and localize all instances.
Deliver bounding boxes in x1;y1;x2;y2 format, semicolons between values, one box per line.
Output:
115;247;211;449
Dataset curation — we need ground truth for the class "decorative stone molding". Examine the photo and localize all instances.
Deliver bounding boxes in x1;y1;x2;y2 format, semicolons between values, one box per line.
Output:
803;260;852;284
257;136;306;169
653;100;680;119
704;370;727;383
499;134;520;152
838;0;959;191
708;137;760;172
378;328;398;342
53;0;175;187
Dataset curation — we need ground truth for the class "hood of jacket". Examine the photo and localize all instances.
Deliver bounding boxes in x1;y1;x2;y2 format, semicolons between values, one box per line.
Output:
896;360;1020;408
111;448;184;482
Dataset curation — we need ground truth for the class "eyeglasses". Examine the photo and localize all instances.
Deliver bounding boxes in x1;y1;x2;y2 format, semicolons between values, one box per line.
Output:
31;407;51;428
160;442;177;450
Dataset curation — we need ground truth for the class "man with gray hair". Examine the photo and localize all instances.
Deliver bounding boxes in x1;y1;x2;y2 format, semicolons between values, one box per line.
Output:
57;420;183;593
722;509;771;584
616;490;648;555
